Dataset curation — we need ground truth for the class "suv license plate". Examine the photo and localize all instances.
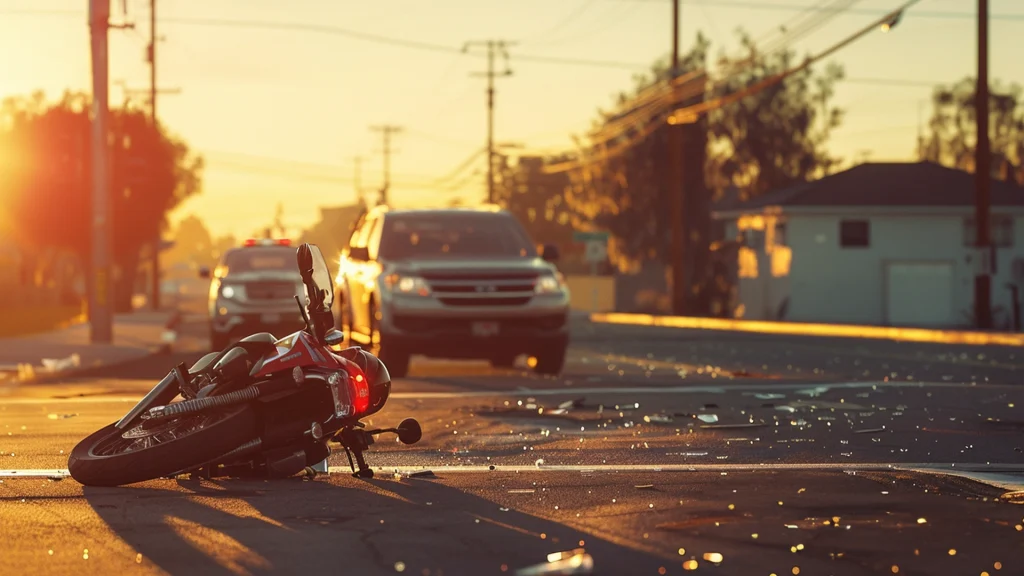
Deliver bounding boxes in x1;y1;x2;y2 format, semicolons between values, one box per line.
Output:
472;321;500;336
261;313;281;324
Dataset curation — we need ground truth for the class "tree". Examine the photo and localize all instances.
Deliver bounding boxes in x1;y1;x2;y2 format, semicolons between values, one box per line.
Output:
706;31;845;201
0;91;204;312
919;77;1024;184
562;35;711;274
552;29;843;315
494;155;575;259
164;214;217;269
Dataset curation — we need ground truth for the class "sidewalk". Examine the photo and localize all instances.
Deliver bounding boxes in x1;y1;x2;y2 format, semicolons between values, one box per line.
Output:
0;311;174;384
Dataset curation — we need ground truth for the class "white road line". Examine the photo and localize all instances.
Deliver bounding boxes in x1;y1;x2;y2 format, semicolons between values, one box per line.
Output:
0;379;1016;405
5;462;1024;479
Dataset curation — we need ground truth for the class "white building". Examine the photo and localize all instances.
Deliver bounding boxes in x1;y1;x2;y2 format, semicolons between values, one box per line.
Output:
712;162;1024;329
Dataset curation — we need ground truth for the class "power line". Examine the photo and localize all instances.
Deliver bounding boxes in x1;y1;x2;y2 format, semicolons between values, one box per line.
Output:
431;148;488;185
599;0;1024;20
518;0;600;45
0;9;652;69
544;0;924;174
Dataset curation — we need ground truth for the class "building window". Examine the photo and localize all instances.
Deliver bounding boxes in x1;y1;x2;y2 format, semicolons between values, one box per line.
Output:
840;220;870;248
963;215;1014;247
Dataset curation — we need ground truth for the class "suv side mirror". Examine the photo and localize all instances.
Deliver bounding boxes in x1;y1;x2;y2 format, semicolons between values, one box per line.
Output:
349;246;370;262
541;244;560;263
198;266;211;279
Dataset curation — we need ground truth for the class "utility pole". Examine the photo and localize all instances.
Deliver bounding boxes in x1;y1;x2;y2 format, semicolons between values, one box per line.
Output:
148;0;160;311
667;0;688;316
353;155;363;204
974;0;992;329
464;40;514;204
137;0;180;311
370;125;402;205
89;0;113;343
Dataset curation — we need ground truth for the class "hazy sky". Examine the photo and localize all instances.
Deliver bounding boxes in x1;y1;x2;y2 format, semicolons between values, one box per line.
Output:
2;0;1022;239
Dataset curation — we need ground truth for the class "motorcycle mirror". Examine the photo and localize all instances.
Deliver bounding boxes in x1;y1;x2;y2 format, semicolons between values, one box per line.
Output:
296;244;314;279
324;329;345;347
396;418;422;445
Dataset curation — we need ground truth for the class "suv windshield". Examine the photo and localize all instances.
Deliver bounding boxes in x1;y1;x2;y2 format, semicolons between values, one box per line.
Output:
379;213;537;260
222;246;296;274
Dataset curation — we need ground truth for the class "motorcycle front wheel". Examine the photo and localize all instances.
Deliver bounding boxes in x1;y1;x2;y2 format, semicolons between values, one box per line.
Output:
68;405;257;487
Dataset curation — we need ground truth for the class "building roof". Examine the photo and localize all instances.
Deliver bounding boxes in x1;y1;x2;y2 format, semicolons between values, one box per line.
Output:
721;161;1024;213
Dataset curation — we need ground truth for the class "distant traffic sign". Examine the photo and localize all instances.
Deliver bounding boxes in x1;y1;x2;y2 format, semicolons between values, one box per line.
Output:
583;240;608;264
573;231;609;243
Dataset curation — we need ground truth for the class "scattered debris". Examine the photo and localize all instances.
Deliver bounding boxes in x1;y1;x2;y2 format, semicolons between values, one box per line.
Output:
635;484;655;490
558;398;585;410
47;413;78;420
644;414;673;424
40;354;81;373
854;427;886;434
515;549;594;576
409;470;436;478
696;414;719;424
508;489;536;494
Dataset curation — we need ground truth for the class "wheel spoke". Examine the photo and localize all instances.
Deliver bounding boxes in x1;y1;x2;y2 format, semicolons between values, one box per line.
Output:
93;410;235;457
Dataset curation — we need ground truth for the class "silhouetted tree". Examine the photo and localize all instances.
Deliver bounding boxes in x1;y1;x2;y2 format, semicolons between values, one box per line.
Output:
0;90;204;312
919;77;1024;184
494;155;575;255
706;31;845;201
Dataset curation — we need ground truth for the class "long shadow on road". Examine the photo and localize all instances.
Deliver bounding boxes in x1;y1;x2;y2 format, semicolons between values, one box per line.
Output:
81;474;665;576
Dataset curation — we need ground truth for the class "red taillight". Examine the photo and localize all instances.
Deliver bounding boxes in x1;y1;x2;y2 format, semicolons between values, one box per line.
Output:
343;362;370;414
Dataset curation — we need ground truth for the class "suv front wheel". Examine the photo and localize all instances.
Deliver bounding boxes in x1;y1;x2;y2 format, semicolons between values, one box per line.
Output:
370;302;411;379
532;345;567;376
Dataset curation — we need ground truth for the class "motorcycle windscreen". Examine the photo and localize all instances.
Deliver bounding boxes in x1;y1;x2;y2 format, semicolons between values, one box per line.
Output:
114;369;181;429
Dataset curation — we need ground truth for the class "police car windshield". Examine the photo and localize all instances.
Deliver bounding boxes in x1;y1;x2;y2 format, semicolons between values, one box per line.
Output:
379;214;537;260
222;246;295;274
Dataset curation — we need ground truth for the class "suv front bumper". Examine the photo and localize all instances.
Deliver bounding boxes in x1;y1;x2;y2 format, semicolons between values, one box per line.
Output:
211;299;307;337
379;294;570;357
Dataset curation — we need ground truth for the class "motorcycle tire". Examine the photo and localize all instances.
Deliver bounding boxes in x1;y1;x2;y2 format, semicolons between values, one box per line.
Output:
68;405;258;487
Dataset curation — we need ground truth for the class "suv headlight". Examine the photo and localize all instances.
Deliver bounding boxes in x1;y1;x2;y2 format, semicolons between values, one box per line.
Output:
384;274;431;297
220;284;244;299
535;273;566;295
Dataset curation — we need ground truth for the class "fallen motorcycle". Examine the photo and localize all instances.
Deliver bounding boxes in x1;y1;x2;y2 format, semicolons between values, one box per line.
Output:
69;242;421;487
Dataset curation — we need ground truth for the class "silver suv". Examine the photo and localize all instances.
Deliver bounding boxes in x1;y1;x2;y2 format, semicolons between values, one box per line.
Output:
199;239;307;350
334;206;571;378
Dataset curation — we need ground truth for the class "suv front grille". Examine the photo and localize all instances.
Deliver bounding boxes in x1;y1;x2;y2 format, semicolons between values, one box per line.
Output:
438;296;532;307
246;281;297;300
425;273;539;307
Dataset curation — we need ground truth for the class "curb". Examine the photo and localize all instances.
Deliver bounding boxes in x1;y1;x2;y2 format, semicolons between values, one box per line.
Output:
3;311;182;386
590;312;1024;347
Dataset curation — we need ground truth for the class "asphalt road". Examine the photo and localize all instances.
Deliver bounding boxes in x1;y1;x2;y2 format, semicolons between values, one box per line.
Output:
1;313;1022;575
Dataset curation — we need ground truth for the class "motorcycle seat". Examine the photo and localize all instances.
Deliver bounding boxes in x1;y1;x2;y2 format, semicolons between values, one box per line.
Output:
239;332;278;345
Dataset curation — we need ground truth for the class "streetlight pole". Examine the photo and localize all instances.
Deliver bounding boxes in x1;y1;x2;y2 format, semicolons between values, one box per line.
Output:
974;0;992;329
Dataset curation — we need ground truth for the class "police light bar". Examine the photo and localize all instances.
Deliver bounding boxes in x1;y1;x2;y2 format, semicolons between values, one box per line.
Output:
243;239;292;247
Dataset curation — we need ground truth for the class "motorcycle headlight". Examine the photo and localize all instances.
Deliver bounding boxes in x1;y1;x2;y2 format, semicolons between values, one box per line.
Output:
385;274;431;297
535;273;565;295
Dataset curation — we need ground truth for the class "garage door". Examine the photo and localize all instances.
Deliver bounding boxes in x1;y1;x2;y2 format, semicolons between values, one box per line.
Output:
885;262;955;327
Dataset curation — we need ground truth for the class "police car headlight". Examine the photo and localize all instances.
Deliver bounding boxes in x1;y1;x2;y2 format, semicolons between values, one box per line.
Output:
220;285;241;299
